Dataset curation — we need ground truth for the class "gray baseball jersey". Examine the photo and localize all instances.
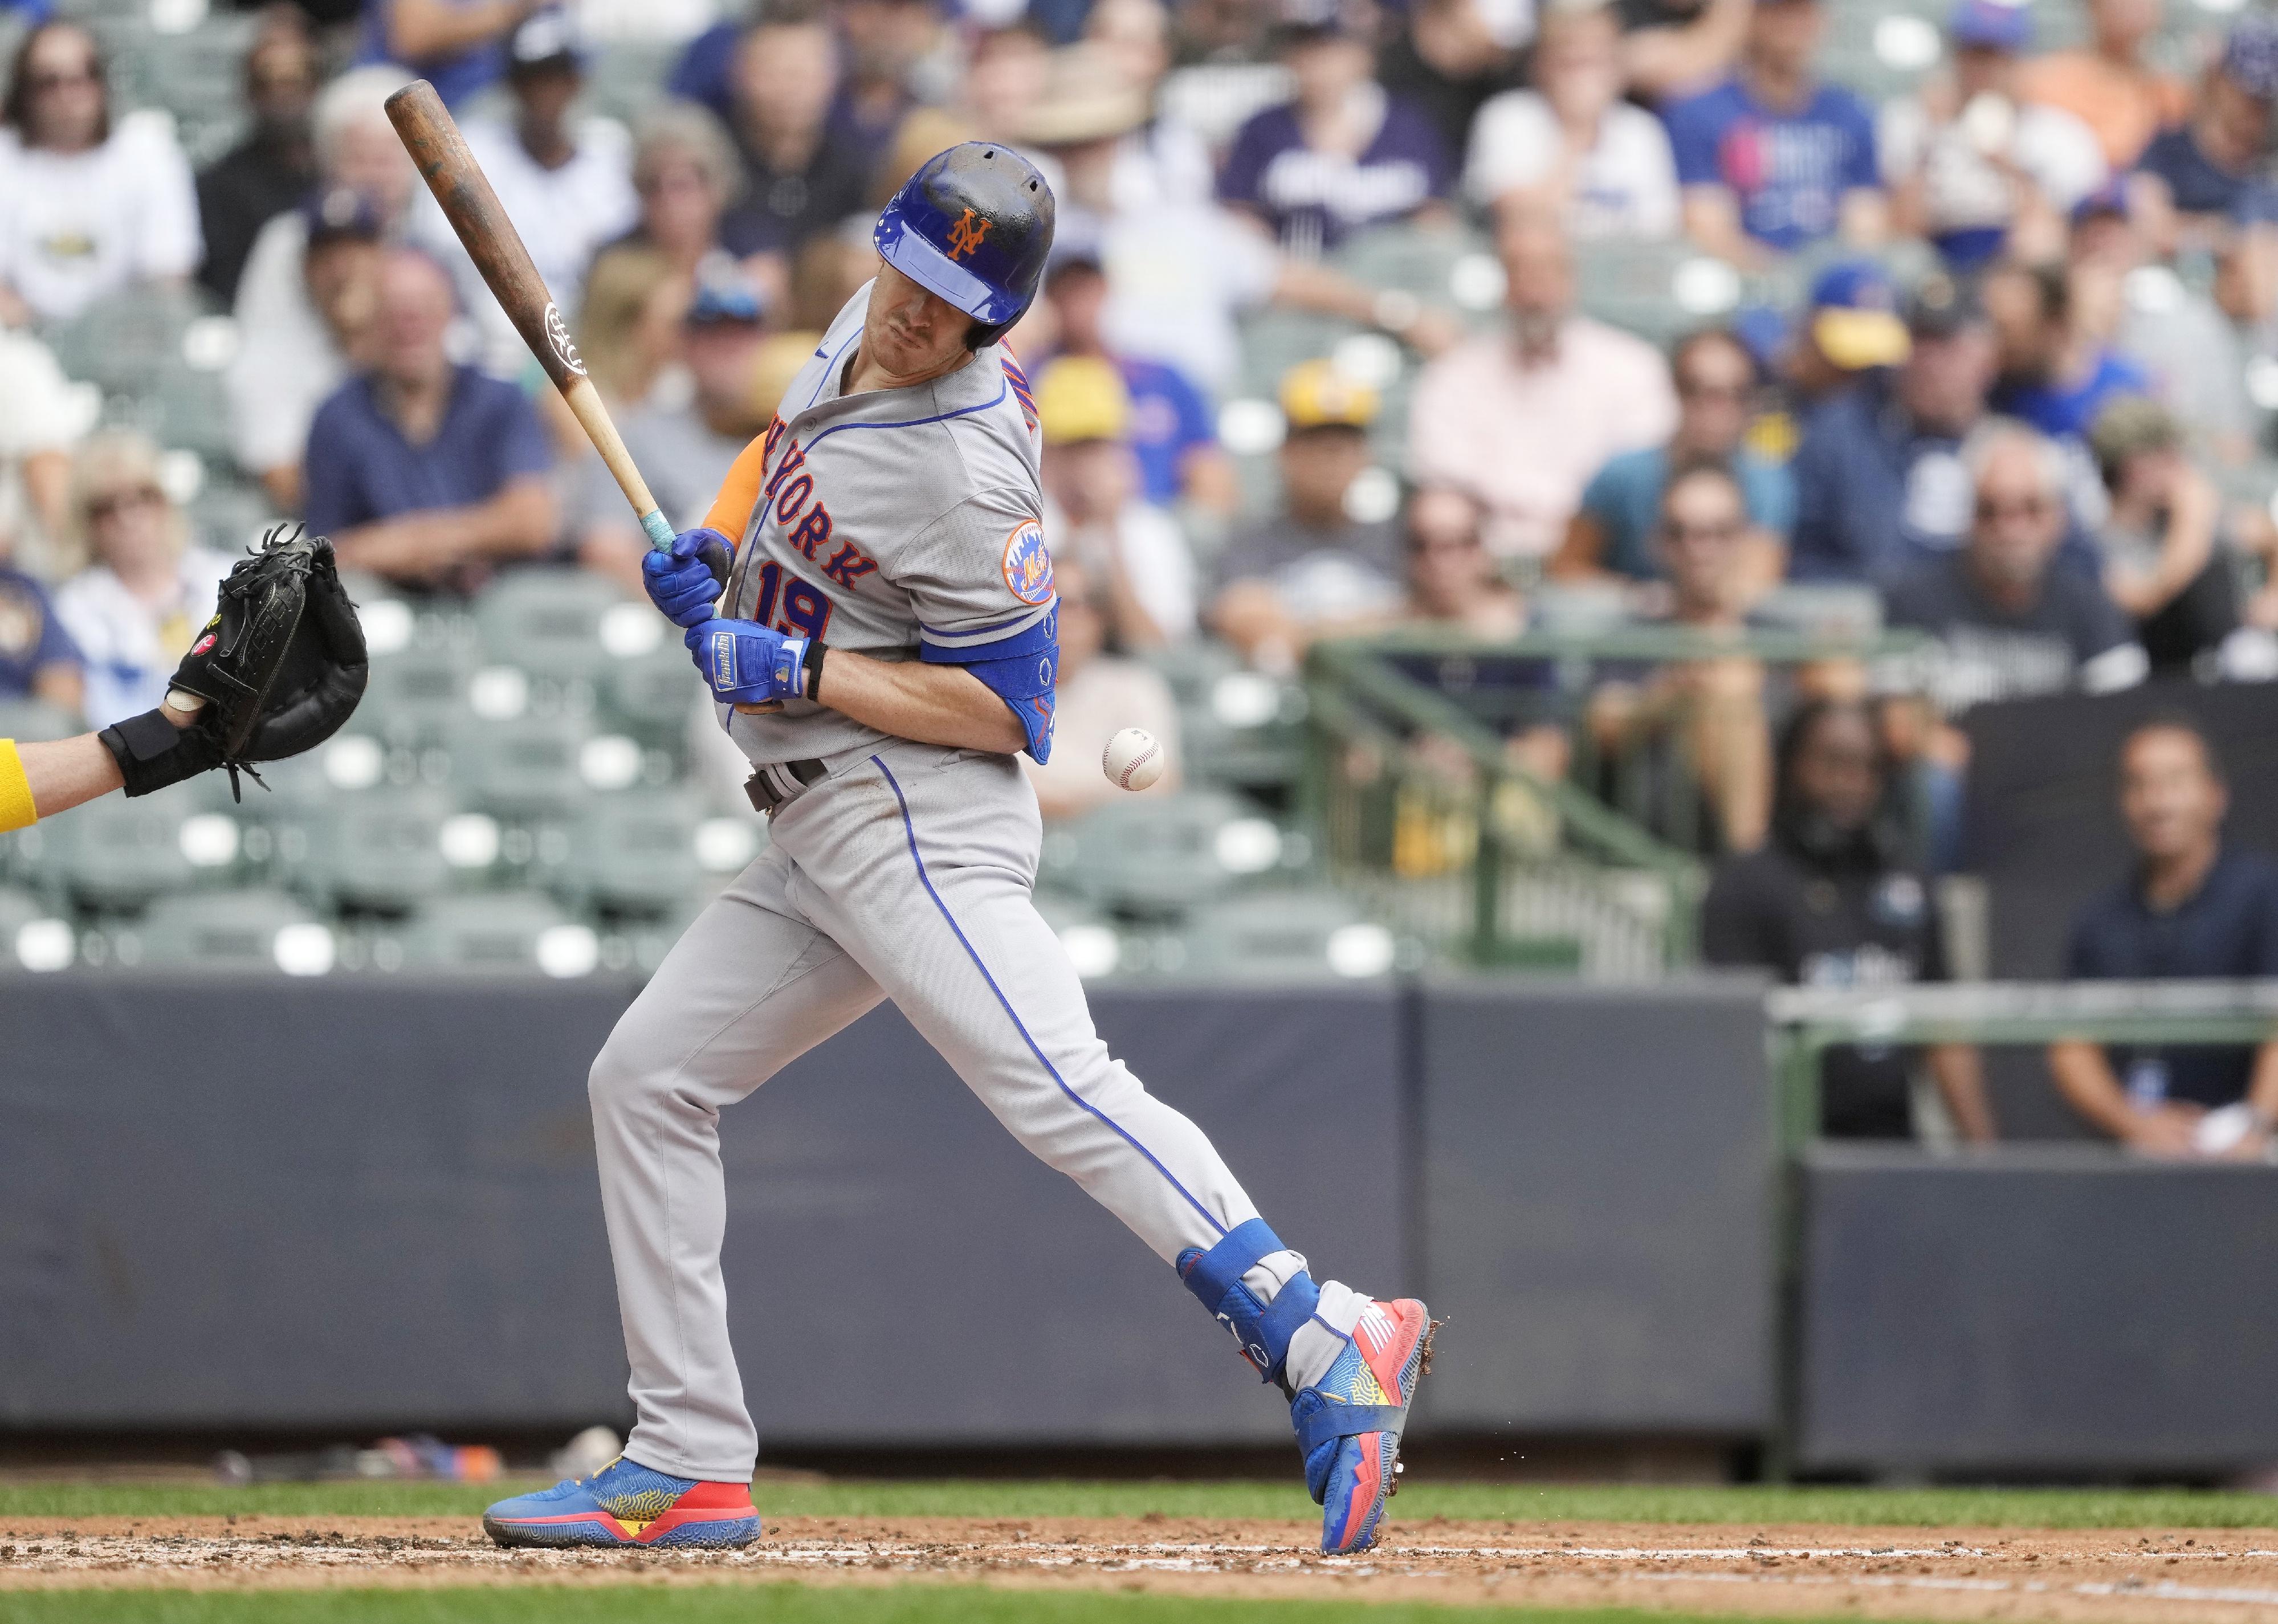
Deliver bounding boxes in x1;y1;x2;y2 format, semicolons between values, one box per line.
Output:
715;283;1057;766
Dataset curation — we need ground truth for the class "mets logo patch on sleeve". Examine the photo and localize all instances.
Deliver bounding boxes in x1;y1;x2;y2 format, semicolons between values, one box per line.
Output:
1001;520;1054;606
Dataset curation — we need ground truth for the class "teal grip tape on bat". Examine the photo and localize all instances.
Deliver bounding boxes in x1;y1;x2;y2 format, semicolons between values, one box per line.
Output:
639;509;675;551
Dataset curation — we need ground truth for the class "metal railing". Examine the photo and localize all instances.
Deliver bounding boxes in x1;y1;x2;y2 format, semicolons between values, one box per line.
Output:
1303;624;1933;972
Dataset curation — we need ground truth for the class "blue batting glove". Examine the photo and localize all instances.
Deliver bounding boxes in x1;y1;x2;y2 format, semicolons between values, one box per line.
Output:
642;527;734;629
688;616;809;705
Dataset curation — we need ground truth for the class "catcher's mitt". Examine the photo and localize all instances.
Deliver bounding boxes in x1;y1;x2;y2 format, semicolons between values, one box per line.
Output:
99;526;370;799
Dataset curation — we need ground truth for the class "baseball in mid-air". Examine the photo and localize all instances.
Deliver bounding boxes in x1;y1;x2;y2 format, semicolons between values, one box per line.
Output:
1103;727;1165;791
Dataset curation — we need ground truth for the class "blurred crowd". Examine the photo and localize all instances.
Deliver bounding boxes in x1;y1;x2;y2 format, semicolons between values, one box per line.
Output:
2;0;2277;1147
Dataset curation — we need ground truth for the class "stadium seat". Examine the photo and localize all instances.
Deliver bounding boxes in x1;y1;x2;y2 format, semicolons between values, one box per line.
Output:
42;279;212;395
393;891;599;977
604;644;707;746
1177;666;1308;793
23;796;198;912
132;888;330;974
358;640;481;745
1042;789;1293;917
553;791;703;917
1573;238;1743;348
0;883;68;972
303;795;454;913
446;710;591;823
472;569;631;687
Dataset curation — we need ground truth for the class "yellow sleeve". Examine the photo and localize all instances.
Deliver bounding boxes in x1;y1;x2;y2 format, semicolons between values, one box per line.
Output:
0;739;34;834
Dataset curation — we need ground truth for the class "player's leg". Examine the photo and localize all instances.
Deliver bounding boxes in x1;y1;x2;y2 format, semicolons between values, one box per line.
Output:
487;844;883;1549
771;746;1431;1551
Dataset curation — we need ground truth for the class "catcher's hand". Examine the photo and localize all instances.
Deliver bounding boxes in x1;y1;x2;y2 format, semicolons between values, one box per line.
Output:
99;525;370;799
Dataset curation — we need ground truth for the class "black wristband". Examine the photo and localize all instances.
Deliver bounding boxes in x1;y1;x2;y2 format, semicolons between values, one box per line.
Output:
802;638;826;702
98;707;222;798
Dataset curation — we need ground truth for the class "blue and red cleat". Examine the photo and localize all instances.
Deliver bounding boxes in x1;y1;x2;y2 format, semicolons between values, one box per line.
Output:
482;1456;761;1549
1291;1298;1435;1555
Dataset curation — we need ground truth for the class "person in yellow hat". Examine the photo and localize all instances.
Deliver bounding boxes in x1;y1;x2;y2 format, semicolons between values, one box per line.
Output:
1035;354;1198;648
1209;358;1406;671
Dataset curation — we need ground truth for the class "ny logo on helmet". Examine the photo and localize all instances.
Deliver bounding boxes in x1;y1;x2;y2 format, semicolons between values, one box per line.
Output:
945;207;991;261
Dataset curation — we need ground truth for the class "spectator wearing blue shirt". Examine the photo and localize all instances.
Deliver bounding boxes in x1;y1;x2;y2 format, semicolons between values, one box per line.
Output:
1554;327;1797;585
0;548;81;715
2134;18;2278;253
2049;719;2278;1158
1036;242;1237;517
354;0;538;109
1983;257;2149;446
1661;0;1885;264
1788;275;2000;584
1219;0;1455;259
303;248;556;597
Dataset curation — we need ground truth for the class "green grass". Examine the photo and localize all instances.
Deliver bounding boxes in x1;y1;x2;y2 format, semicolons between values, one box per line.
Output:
6;1479;2278;1528
0;1588;1878;1624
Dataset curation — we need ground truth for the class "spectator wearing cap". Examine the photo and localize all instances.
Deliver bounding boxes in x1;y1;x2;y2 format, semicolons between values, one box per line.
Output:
229;66;417;505
1218;0;1456;259
0;20;201;327
417;9;635;374
1464;0;1680;239
576;274;772;595
226;189;385;514
195;9;320;308
1212;360;1405;667
302;248;557;595
2090;398;2250;674
718;10;874;285
2048;719;2278;1158
1556;326;1796;585
1023;553;1183;823
1878;0;2107;272
2068;184;2257;466
1885;421;2146;717
1376;0;1525;170
1704;697;1996;1142
1660;0;1885;266
2133;20;2278;255
1036;356;1197;648
1030;235;1236;517
353;0;538;111
1788;275;2002;584
53;430;231;729
1408;202;1677;561
2015;0;2186;171
1982;256;2150;448
1777;259;1913;406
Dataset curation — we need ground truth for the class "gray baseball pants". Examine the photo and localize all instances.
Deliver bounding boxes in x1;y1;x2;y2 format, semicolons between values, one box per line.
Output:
588;739;1295;1480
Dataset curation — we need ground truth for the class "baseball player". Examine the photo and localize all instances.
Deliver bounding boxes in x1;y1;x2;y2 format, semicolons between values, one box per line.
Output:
482;145;1432;1558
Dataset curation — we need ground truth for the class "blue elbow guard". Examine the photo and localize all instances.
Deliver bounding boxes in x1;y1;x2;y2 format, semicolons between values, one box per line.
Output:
921;607;1058;762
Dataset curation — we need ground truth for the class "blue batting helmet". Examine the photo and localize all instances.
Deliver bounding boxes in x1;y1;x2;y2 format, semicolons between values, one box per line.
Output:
873;142;1057;346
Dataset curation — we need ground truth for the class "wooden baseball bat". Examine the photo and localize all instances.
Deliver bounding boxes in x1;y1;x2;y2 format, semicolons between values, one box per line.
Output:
385;79;675;553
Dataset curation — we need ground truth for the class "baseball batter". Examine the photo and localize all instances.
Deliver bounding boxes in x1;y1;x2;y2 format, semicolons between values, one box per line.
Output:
482;145;1432;1557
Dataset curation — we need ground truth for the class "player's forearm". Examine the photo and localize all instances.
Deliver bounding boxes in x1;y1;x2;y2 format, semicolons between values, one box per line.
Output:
449;480;560;561
817;650;1028;755
5;735;125;827
389;0;528;60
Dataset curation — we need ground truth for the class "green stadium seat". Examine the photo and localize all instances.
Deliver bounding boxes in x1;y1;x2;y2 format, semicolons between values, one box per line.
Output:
0;883;72;972
1179;667;1308;793
1573;238;1742;348
132;888;332;974
472;568;631;685
21;796;198;912
0;699;80;742
446;711;590;823
41;280;212;394
1042;789;1292;918
394;891;599;977
359;640;481;745
303;796;454;914
604;644;706;745
553;791;703;917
